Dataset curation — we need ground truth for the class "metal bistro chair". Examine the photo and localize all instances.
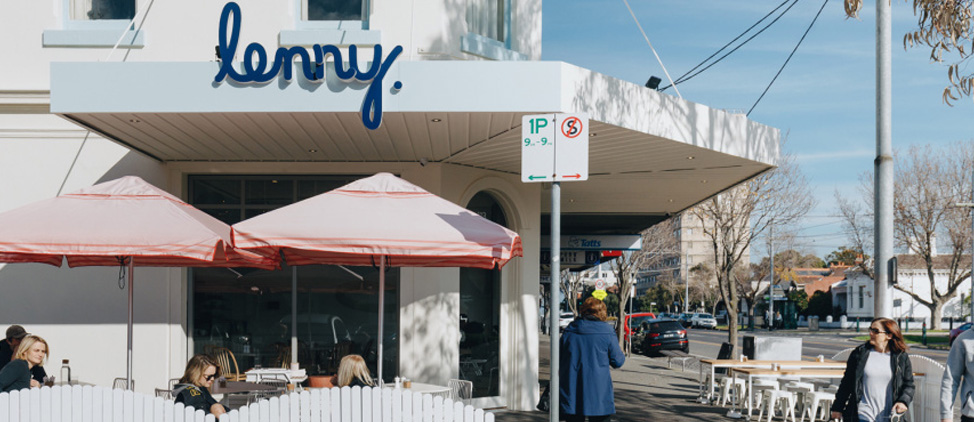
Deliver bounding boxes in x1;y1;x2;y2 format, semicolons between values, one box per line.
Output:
113;378;134;390
248;378;288;405
448;379;473;402
154;388;173;400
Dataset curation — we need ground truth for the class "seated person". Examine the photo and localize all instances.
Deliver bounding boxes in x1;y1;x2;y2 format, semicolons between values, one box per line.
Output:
336;354;374;387
0;325;45;384
0;335;47;393
173;355;227;417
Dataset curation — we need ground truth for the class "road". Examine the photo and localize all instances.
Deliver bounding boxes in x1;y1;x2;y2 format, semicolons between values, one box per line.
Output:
685;328;950;365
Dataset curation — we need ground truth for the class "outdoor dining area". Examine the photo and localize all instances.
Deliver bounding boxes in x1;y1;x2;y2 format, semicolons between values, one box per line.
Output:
0;172;521;422
693;337;944;422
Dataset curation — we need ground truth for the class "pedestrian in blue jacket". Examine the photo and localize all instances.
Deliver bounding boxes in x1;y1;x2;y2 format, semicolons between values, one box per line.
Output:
559;297;626;422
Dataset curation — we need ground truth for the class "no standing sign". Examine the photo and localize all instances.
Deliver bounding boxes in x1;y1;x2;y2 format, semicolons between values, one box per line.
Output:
521;113;589;183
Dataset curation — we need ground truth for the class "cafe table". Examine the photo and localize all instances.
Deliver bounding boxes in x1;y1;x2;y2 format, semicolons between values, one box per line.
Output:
697;359;846;401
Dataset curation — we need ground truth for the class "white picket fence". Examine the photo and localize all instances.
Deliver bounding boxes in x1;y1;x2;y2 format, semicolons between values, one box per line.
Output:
0;385;496;422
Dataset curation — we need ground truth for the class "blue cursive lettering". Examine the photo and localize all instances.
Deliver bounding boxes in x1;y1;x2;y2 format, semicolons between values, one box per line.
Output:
214;2;402;130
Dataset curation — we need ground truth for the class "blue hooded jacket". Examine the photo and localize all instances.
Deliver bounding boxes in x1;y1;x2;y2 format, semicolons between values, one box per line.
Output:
559;316;626;416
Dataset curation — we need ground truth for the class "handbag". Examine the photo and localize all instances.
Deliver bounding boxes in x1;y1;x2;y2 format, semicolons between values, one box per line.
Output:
537;385;550;412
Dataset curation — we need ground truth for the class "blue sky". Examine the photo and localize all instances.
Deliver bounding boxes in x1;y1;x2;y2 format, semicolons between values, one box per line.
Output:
543;0;974;260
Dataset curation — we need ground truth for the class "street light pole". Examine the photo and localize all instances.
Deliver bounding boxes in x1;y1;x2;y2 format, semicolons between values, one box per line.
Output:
956;164;974;322
769;223;774;331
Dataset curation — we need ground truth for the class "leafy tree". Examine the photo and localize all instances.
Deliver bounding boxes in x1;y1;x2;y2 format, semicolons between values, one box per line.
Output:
787;289;809;314
845;0;974;104
806;290;833;318
825;246;867;266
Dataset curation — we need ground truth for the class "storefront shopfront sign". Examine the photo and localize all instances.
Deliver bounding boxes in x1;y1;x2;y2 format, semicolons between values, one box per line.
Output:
214;2;403;130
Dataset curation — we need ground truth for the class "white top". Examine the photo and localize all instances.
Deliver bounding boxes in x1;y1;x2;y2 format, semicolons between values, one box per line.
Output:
858;350;893;422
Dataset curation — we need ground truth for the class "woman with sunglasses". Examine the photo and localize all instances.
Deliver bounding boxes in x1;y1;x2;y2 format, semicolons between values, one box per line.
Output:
173;355;227;417
831;317;915;421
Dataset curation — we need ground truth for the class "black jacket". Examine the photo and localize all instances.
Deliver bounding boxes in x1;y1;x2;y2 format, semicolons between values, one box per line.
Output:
174;384;226;414
830;342;915;421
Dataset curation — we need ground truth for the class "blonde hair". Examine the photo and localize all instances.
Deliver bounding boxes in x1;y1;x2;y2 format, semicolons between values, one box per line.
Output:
179;354;221;387
337;354;373;387
14;335;49;364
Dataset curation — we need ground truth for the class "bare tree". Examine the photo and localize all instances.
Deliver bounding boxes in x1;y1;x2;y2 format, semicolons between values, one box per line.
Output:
838;142;974;328
559;269;582;316
609;218;679;348
845;0;974;104
691;151;814;357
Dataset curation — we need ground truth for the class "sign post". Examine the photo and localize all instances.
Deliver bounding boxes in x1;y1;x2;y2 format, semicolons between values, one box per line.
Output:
522;113;588;422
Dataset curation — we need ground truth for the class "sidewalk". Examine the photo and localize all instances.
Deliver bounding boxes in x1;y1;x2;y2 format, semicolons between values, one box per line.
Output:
493;337;724;422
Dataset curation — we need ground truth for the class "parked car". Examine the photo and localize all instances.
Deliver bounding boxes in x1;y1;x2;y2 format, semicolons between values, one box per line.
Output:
677;313;694;328
632;318;688;356
690;313;718;329
624;312;657;341
559;312;575;331
950;322;973;345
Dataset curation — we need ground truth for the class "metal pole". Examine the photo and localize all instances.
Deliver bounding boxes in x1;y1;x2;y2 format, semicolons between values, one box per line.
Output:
378;256;386;382
769;225;774;331
684;247;689;315
127;257;134;390
874;0;894;318
970;166;973;322
292;266;298;369
549;182;561;422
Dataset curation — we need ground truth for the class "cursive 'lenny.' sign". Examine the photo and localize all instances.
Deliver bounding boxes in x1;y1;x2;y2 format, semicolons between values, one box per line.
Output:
213;2;403;130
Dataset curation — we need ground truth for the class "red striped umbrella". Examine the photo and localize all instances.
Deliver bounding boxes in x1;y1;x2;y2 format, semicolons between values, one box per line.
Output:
0;176;277;389
232;172;522;378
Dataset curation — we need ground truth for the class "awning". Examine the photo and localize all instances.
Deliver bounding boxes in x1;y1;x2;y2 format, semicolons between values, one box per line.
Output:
50;60;779;230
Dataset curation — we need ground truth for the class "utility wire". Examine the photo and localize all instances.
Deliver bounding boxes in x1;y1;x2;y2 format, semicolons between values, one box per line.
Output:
747;0;829;116
621;0;682;99
660;0;796;91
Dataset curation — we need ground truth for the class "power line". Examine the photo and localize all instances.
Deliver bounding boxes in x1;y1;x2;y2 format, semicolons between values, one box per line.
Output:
747;0;829;116
660;0;800;91
621;0;683;99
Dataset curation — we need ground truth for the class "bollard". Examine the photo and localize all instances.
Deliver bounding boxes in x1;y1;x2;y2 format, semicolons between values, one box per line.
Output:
856;319;860;333
905;319;909;333
951;318;955;331
922;322;927;345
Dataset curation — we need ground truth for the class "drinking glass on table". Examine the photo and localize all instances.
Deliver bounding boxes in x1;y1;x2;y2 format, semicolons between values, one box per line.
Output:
43;376;55;387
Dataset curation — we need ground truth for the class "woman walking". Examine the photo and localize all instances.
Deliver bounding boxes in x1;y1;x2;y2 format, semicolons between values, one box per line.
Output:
559;297;625;422
831;317;914;421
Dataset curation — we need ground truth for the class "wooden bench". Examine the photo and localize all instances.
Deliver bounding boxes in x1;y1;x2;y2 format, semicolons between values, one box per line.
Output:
660;350;694;371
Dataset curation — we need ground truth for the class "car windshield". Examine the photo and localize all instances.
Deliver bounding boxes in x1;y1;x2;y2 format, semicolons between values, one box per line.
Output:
650;321;684;332
698;314;713;319
629;316;654;328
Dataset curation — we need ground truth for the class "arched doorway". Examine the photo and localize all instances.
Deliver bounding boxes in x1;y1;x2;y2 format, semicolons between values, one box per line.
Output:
459;191;507;398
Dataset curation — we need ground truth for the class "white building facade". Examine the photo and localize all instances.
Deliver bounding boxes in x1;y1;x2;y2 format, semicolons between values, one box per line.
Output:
841;268;971;323
0;0;779;410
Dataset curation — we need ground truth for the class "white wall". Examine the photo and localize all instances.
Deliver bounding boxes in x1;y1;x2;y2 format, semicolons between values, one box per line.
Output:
843;271;971;322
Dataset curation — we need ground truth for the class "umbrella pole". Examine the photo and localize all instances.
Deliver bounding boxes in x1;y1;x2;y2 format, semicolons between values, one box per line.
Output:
377;256;385;384
127;257;134;391
291;266;298;370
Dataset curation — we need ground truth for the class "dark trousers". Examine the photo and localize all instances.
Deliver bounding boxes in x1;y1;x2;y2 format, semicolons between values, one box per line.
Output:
565;415;611;422
961;415;974;422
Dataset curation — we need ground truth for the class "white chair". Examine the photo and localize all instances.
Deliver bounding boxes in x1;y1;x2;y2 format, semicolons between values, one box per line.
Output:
800;390;835;422
757;389;796;422
448;379;473;401
783;382;815;416
749;378;779;408
112;378;134;390
718;377;747;407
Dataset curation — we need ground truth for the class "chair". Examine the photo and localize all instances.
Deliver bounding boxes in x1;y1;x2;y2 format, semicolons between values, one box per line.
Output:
211;347;246;381
155;388;173;400
707;342;734;399
757;389;796;422
113;378;134;390
799;390;835;422
249;378;287;404
718;376;747;407
448;379;473;401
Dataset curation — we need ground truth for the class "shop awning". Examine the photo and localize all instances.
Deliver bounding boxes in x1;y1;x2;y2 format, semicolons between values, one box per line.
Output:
50;60;779;226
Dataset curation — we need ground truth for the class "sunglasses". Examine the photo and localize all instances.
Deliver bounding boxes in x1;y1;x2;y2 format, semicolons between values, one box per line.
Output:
869;328;890;335
204;373;218;381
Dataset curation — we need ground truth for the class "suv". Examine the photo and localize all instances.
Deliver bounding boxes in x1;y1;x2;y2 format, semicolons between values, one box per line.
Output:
690;313;718;329
624;312;657;341
632;318;688;356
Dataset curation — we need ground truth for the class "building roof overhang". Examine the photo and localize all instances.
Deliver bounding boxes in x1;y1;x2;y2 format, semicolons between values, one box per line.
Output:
51;60;779;233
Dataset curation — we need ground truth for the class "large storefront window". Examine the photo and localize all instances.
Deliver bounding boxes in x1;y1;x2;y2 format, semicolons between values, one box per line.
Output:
459;192;505;397
189;175;399;381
